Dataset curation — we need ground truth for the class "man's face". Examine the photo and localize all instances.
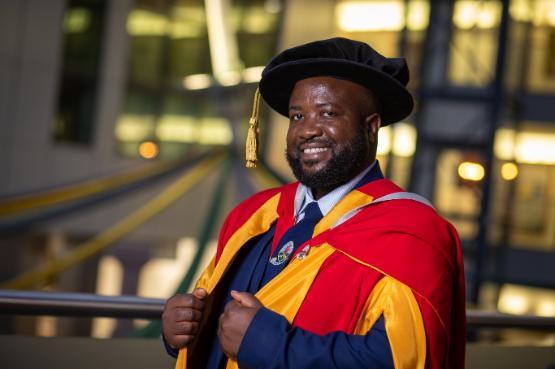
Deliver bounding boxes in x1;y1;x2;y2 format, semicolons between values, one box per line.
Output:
286;76;380;195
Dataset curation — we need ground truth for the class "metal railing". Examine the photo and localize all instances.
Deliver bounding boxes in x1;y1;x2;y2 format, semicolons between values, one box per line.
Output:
1;289;555;330
0;289;164;319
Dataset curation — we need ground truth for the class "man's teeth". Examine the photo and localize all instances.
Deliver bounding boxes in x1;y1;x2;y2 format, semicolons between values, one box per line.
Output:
304;148;327;154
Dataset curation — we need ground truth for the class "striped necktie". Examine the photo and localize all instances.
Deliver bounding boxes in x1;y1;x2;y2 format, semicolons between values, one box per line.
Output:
263;202;323;282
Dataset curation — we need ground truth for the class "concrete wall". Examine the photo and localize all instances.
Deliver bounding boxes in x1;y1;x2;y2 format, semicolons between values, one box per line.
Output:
0;0;135;196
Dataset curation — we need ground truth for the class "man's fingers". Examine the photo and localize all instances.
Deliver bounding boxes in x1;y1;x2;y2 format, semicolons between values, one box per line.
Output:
168;334;195;349
174;307;203;322
230;290;262;308
170;321;200;335
169;294;206;310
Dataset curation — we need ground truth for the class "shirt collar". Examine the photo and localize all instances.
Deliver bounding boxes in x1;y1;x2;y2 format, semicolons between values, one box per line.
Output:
294;161;377;221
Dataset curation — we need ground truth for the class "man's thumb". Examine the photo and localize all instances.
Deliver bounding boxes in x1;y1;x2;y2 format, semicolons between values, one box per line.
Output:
193;288;207;299
230;290;261;308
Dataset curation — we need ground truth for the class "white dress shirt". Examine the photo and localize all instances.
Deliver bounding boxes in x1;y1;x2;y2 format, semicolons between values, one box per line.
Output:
294;161;377;223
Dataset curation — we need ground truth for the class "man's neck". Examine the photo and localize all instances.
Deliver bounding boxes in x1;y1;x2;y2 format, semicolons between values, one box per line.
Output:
310;161;377;200
295;161;379;220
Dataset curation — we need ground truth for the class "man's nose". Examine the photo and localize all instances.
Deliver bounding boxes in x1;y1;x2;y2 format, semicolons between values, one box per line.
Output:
299;115;323;139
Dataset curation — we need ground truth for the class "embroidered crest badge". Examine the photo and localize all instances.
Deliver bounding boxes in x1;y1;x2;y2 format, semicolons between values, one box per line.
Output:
297;245;310;260
269;241;295;266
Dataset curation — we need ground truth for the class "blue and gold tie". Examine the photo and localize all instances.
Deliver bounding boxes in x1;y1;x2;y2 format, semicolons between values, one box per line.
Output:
262;201;323;283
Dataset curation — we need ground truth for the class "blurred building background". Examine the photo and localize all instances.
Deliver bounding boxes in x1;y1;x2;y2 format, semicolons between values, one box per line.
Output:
0;0;554;350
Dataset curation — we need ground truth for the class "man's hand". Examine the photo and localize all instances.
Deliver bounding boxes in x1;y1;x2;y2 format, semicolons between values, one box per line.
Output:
162;288;207;350
218;291;263;359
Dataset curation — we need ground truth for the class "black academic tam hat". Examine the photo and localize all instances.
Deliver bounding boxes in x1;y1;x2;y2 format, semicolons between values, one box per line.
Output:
258;37;414;126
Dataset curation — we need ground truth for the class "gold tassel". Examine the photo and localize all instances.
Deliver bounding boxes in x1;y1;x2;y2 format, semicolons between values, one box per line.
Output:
245;88;261;168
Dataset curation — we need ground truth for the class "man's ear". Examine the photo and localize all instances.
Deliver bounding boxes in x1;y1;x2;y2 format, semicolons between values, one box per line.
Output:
364;113;382;144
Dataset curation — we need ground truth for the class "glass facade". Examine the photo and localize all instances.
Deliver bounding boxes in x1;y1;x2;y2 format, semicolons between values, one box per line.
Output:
448;0;502;87
511;0;555;92
332;0;428;188
115;0;283;160
489;123;555;252
54;0;107;144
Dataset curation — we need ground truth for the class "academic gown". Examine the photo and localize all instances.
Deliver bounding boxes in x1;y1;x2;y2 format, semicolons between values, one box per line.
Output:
174;167;466;369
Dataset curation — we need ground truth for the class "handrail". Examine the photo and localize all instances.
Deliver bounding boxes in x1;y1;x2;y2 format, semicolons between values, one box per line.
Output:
0;290;164;319
1;290;555;330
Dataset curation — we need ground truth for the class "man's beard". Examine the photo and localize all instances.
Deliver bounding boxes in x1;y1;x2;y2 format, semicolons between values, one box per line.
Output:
286;126;369;190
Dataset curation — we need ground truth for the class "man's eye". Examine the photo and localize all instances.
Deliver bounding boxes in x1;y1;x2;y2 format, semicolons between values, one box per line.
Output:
323;111;336;117
290;113;303;121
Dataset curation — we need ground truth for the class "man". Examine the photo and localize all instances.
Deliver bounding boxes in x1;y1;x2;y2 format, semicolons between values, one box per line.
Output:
163;37;466;369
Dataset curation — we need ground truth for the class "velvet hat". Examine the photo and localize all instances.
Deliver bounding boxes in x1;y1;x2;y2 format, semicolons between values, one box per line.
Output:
258;37;414;125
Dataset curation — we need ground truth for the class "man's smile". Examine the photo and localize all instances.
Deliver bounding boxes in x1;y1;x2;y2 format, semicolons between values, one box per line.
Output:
303;147;328;154
298;144;332;163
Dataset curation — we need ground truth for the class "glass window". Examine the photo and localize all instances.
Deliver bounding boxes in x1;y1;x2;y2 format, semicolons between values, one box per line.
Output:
116;0;283;160
376;123;418;188
434;149;484;240
448;0;501;87
509;0;555;92
334;0;429;62
333;0;427;180
489;123;555;251
234;0;281;68
54;0;107;144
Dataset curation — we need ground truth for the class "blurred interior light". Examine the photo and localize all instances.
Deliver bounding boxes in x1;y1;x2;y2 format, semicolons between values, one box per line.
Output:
458;161;485;181
536;300;555;317
532;1;555;26
205;0;242;83
171;6;205;38
495;128;555;164
173;6;206;24
407;1;429;31
242;6;275;33
510;0;532;22
377;126;392;155
499;285;555;317
36;316;58;337
499;293;530;315
64;8;91;34
453;1;475;29
549;8;555;26
183;74;213;90
170;22;203;39
336;1;404;32
217;71;242;86
498;285;531;315
139;141;160;159
392;123;417;157
127;10;168;36
198;118;233;145
501;162;519;181
156;115;197;142
116;115;154;141
494;128;516;161
92;256;123;338
453;1;501;29
476;4;499;28
264;0;282;13
155;115;232;145
515;132;555;165
138;238;194;299
243;66;265;83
